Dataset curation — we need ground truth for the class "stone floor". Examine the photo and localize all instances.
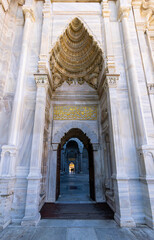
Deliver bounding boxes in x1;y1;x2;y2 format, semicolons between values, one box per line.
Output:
0;219;154;240
57;173;91;203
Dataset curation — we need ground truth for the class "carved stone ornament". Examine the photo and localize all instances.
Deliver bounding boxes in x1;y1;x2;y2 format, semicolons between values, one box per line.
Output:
118;6;131;21
103;74;120;91
141;0;154;24
22;5;35;22
34;74;49;89
147;83;154;94
50;17;103;90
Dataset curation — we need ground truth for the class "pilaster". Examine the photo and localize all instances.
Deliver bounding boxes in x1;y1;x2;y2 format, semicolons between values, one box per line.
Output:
38;0;52;75
103;73;136;227
92;143;105;202
101;0;116;74
22;74;49;226
0;3;35;229
118;4;154;228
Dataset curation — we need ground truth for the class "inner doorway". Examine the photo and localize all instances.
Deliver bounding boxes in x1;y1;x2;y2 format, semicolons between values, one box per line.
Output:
56;128;95;203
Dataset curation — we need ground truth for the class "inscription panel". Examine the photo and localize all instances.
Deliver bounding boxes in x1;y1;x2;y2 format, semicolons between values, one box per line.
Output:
53;105;97;120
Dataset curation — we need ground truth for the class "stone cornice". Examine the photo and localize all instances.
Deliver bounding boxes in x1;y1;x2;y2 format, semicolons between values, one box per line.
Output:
22;5;35;22
118;6;131;21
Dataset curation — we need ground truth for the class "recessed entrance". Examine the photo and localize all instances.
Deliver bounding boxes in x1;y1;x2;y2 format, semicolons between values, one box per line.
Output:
56;128;95;203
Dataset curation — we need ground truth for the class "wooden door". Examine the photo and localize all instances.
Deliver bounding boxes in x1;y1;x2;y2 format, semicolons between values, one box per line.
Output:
56;144;61;200
88;143;95;201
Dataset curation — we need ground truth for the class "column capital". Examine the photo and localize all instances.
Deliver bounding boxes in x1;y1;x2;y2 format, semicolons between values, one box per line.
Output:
103;74;120;91
92;143;100;151
51;143;59;151
22;5;35;22
18;0;25;6
34;74;49;89
43;0;52;18
131;0;142;8
1;145;18;158
101;0;110;18
118;6;131;21
147;83;154;95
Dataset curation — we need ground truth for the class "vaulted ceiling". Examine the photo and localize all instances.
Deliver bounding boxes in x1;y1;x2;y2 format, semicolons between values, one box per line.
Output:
50;17;103;90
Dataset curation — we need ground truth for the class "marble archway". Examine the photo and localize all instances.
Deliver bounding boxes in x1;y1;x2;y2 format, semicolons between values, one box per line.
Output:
47;123;104;203
56;128;95;201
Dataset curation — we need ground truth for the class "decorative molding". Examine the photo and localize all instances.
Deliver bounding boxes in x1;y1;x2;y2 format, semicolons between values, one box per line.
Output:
118;6;131;21
103;74;120;91
43;0;52;18
22;5;35;22
92;143;100;151
131;0;142;8
0;0;10;11
101;108;108;124
101;0;110;18
34;74;49;89
50;17;103;90
147;83;154;94
141;0;154;27
53;105;97;120
18;0;25;6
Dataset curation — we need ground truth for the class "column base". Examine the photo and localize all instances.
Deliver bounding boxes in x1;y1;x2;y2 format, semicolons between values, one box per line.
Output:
21;213;40;226
114;213;136;227
0;219;11;230
145;216;154;229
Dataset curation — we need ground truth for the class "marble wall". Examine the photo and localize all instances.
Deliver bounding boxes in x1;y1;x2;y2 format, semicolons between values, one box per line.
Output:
0;0;154;230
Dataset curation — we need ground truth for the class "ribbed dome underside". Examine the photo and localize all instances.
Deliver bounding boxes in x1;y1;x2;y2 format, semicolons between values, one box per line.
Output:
50;18;103;90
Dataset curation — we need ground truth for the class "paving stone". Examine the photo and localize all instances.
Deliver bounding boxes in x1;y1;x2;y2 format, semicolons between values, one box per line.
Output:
31;227;66;240
130;227;154;240
67;227;98;240
0;226;36;240
95;227;137;240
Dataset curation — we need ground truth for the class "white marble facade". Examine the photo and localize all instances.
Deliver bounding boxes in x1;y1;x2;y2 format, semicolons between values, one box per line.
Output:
0;0;154;230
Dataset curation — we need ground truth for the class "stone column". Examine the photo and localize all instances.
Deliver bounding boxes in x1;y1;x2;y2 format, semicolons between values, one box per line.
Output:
21;74;49;226
119;6;154;228
101;0;116;73
0;3;34;229
38;0;52;74
93;143;105;202
47;143;58;202
104;74;136;227
119;6;147;145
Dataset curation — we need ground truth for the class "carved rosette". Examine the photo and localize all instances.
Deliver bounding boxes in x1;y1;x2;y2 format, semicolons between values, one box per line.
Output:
103;74;120;91
50;17;103;90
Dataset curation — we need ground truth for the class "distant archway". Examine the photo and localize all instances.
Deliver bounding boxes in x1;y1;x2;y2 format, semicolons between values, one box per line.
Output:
56;128;95;201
